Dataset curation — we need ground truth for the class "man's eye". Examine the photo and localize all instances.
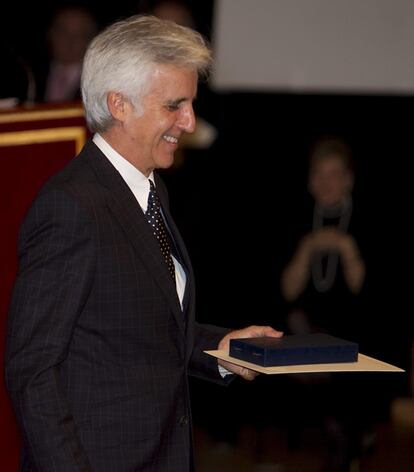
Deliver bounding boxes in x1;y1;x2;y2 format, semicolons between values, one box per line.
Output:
167;103;180;111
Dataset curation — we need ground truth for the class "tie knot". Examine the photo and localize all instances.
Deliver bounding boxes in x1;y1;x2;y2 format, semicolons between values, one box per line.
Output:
147;179;160;212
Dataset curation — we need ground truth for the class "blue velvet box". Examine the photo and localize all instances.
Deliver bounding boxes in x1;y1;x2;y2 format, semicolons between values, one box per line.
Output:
229;333;358;367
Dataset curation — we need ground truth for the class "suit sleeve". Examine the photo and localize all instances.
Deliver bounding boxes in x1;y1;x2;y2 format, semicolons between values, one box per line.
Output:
188;322;233;384
5;188;95;472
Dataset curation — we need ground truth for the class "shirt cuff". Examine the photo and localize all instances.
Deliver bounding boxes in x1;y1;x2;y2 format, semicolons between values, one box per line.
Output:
218;364;233;378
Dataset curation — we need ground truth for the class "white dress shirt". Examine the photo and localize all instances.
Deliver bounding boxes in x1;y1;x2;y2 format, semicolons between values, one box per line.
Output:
92;133;187;309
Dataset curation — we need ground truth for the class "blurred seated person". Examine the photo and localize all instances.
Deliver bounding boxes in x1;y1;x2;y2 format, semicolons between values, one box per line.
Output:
281;137;366;340
35;5;98;103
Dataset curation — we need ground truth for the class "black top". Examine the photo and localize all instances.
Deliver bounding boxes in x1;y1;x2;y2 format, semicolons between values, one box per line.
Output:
283;195;368;345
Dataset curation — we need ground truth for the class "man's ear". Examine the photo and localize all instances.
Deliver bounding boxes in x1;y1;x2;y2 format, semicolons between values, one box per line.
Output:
107;91;129;122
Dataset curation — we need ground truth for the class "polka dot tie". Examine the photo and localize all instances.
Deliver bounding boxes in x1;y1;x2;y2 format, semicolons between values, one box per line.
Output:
146;179;176;280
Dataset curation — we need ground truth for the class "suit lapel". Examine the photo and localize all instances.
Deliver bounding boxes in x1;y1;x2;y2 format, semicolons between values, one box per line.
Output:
81;141;185;335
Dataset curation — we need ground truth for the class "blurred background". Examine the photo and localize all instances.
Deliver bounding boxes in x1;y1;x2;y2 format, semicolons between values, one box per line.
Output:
1;1;413;470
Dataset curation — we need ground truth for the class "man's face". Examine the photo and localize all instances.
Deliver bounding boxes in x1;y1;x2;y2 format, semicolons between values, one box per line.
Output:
122;65;197;176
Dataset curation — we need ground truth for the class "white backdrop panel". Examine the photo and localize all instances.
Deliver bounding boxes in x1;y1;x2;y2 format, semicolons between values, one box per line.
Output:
212;0;414;94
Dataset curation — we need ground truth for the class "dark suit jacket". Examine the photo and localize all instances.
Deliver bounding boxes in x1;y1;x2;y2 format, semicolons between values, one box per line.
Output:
5;140;230;472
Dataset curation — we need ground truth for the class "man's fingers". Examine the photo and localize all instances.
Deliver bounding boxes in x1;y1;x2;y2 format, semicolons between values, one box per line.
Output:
240;367;258;381
239;325;283;339
218;359;258;380
218;325;283;351
260;326;283;338
217;325;283;380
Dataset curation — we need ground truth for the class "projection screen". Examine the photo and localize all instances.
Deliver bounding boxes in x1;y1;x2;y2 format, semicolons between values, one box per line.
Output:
211;0;414;94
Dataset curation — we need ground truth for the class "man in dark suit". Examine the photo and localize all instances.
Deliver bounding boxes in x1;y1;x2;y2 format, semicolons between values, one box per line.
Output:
5;15;281;472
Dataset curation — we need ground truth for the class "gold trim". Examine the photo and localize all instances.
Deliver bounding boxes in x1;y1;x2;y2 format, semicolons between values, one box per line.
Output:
0;107;84;124
0;127;86;153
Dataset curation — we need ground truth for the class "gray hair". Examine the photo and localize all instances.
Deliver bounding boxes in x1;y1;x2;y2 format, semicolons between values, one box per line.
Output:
81;14;212;132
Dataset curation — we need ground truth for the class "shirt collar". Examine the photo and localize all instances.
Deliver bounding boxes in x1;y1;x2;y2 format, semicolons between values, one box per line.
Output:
92;133;154;212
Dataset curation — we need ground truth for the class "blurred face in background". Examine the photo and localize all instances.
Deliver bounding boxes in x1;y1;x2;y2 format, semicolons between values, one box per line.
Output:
152;1;195;28
48;8;97;65
308;154;353;207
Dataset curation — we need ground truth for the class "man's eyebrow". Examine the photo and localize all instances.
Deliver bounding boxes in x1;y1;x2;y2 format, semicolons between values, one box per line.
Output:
167;95;197;106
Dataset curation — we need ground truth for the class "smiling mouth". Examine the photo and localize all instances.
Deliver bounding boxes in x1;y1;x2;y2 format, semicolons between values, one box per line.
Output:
163;134;178;144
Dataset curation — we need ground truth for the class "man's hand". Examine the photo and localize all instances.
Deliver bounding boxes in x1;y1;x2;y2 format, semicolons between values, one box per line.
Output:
218;326;283;381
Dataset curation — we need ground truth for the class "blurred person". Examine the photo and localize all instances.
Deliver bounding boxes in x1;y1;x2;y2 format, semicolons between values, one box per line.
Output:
151;0;196;28
281;137;365;339
280;137;369;472
35;5;98;103
4;15;282;472
136;0;196;29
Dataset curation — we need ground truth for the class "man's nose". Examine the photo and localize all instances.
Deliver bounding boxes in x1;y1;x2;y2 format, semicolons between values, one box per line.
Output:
178;105;196;133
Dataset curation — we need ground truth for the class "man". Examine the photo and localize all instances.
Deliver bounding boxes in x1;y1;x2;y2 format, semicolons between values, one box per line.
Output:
5;15;281;472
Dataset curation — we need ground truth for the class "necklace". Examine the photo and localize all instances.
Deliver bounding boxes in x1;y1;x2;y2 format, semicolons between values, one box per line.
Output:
311;194;352;293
